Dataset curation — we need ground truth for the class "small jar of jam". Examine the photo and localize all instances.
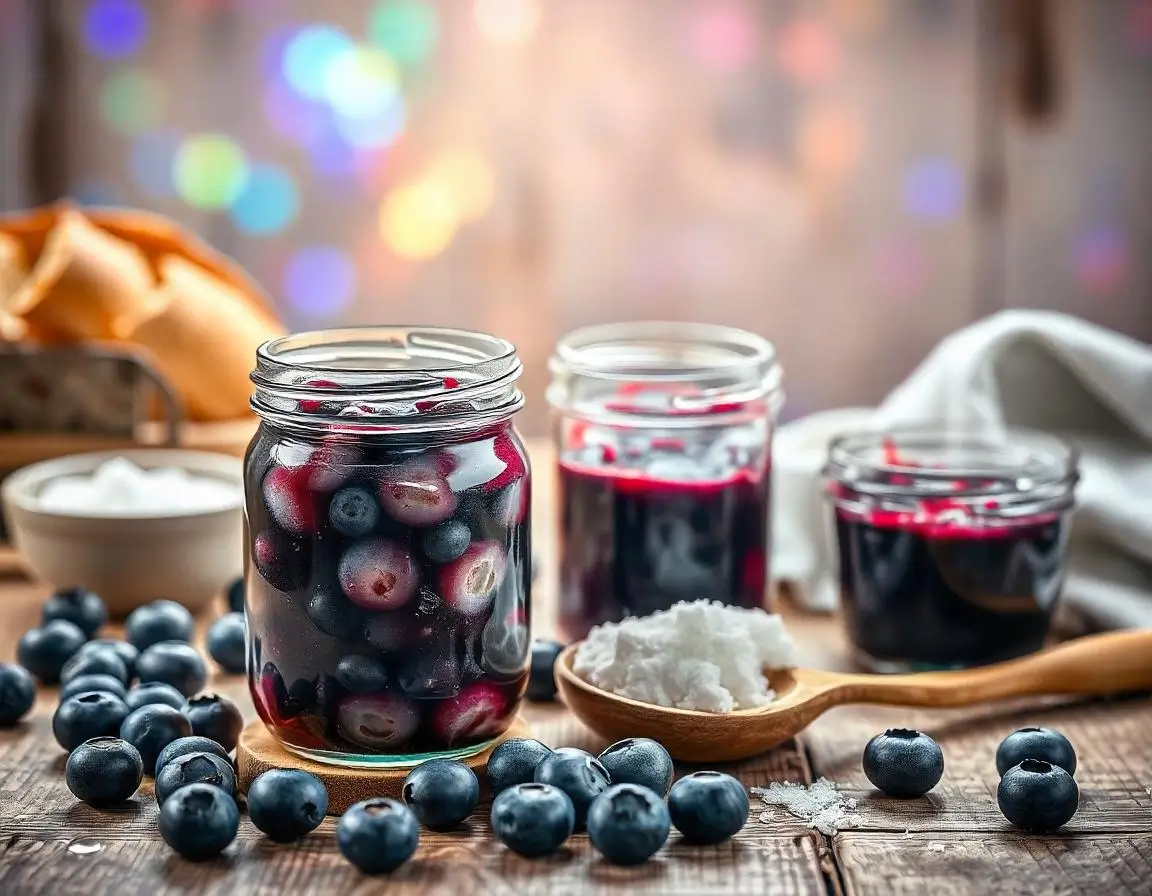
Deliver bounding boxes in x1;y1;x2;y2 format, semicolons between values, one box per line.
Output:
824;428;1079;672
548;322;784;641
244;327;530;767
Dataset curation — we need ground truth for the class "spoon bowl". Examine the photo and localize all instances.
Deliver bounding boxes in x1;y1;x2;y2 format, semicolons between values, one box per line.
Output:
555;629;1152;762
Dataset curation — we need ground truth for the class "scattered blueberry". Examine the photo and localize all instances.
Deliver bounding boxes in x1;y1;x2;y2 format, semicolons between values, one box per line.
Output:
155;751;236;804
119;704;193;775
182;694;244;752
307;587;363;640
667;771;749;844
329;486;382;537
402;759;480;831
421;519;471;564
526;639;563;702
0;663;36;726
487;738;553;794
125;600;195;650
337;798;420;874
60;674;128;702
52;692;131;752
337;537;420;612
598;738;674;796
997;759;1079;832
336;654;391;694
206;612;247;675
226;577;245;613
42;586;107;638
862;728;944;799
336;692;421;751
247;769;329;842
135;641;208;697
490;783;575;858
437;541;505;617
533;747;612;830
17;620;87;684
60;650;128;687
65;737;143;807
76;639;139;680
156;736;231;778
587;783;670;866
158;783;240;861
995;727;1077;777
125;682;187;712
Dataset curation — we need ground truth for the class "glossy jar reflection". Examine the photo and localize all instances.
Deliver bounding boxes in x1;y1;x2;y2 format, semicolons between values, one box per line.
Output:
244;328;530;768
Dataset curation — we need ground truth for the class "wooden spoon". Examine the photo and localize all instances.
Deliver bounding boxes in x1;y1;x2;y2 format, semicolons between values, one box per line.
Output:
555;629;1152;762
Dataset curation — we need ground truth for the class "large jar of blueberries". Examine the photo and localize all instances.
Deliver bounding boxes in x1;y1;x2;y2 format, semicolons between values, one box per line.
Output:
244;327;530;768
548;322;783;641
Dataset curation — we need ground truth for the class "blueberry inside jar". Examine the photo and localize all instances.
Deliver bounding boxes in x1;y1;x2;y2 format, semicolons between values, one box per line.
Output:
245;327;530;768
824;429;1078;672
548;322;783;641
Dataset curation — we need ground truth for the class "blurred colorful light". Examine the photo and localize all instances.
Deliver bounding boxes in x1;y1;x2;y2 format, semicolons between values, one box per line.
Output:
379;178;459;260
324;45;401;121
902;157;963;222
84;0;149;59
369;1;438;64
307;131;361;179
284;247;357;320
130;130;181;198
686;3;759;73
873;235;929;301
775;18;840;86
230;164;299;235
173;134;250;210
263;81;332;146
99;69;166;135
334;98;407;149
475;0;540;45
1074;224;1130;298
72;181;123;207
425;150;496;221
798;104;863;182
283;25;354;100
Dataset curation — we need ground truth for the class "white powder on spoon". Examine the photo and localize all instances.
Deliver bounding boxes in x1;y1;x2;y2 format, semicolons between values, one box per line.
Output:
572;600;798;712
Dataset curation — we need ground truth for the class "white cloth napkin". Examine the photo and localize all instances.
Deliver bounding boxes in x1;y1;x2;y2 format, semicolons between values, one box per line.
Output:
772;309;1152;629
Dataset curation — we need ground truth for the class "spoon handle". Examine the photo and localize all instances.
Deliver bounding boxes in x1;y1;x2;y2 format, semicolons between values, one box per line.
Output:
827;629;1152;708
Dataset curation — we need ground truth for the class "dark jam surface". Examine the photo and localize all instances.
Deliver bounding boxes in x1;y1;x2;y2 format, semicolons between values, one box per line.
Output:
834;507;1069;669
244;422;530;759
558;429;770;641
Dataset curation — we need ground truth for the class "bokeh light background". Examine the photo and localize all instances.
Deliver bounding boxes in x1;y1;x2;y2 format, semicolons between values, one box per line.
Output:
1;0;1150;433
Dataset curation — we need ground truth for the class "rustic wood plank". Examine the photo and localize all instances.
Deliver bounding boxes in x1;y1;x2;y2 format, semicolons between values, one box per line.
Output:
834;832;1152;896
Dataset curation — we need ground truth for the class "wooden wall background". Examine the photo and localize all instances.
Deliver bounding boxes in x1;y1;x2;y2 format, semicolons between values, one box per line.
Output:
0;0;1149;435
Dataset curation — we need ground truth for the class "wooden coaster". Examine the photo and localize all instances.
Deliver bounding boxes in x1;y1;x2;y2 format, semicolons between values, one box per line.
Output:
236;716;532;815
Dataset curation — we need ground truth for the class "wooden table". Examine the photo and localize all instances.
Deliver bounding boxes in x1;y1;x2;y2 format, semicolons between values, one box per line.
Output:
1;444;1150;895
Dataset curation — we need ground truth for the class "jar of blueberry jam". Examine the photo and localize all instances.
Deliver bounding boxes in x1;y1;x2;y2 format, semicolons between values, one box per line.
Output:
548;322;783;640
824;429;1078;672
244;327;530;767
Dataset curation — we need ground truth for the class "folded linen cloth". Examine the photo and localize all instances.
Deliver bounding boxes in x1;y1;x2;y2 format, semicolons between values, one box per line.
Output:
772;309;1152;629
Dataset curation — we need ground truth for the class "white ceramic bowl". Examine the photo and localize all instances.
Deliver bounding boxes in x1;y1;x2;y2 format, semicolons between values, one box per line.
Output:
2;449;244;617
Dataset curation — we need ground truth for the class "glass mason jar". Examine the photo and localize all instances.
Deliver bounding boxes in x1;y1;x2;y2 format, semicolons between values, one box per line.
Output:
548;322;784;641
823;428;1079;672
244;327;531;768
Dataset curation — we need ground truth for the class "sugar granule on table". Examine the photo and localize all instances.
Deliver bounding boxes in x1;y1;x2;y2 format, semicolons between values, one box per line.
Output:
752;778;860;836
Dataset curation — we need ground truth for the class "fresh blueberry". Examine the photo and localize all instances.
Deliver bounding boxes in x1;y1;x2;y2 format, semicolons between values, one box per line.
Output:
17;620;87;684
667;771;749;844
156;735;231;778
60;650;128;687
226;577;244;613
421;519;471;564
402;760;480;831
76;639;139;680
336;692;420;751
119;704;193;775
52;692;131;752
587;783;670;866
124;682;187;712
307;586;363;640
60;674;128;702
997;759;1079;832
533;747;612;830
330;486;382;537
0;663;36;726
125;600;195;651
155;751;236;805
135;641;208;697
335;654;390;694
42;586;107;638
862;728;944;798
337;798;420;875
182;694;244;752
995;727;1077;777
158;783;240;861
65;737;143;807
597;738;674;796
526;640;564;702
487;738;553;793
206;612;247;674
437;542;506;617
338;537;420;612
247;769;329;842
490;783;575;858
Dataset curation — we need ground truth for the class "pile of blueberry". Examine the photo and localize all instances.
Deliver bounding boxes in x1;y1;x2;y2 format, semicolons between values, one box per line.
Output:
861;725;1080;832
